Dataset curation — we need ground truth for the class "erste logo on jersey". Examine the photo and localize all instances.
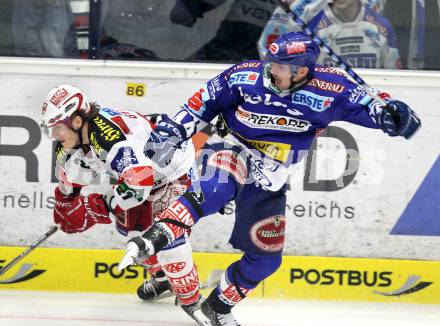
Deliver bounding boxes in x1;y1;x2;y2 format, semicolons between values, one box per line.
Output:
228;71;260;87
236;106;311;133
292;90;334;112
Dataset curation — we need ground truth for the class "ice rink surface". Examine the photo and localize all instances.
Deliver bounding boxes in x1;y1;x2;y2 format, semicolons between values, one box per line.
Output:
1;290;439;326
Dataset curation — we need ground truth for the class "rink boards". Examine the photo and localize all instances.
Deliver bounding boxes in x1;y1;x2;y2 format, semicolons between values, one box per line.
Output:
1;61;440;262
1;246;439;305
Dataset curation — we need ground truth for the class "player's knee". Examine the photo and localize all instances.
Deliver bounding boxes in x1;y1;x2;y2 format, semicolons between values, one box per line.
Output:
202;171;237;200
238;252;282;283
158;240;194;271
157;240;200;305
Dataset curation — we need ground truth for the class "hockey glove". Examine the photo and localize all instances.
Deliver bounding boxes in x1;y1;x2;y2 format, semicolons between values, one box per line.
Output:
118;222;173;271
378;100;421;139
113;200;153;236
53;187;112;233
144;114;187;168
118;236;155;271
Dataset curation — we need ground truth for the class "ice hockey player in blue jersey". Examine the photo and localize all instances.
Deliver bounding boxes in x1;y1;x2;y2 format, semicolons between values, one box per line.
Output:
118;31;421;326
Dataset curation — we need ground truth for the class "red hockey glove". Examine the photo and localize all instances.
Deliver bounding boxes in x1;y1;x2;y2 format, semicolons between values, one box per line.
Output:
114;200;153;236
53;187;112;234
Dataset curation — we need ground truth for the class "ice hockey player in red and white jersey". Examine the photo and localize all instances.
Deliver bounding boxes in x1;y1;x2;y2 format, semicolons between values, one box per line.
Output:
40;84;210;325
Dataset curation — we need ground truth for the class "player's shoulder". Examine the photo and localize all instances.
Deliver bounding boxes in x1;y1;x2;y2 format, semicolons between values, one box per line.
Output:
223;60;264;87
313;65;347;78
304;65;356;96
362;5;394;37
88;108;130;155
228;60;263;73
309;6;331;30
96;107;151;133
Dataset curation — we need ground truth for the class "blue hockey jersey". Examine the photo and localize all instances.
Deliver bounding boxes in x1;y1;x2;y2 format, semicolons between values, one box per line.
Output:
174;60;382;190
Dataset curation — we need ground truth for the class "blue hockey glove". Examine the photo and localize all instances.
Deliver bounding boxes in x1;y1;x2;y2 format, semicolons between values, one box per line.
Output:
144;114;187;167
378;100;421;139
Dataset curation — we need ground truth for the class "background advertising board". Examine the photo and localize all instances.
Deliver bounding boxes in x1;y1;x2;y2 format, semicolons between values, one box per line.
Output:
1;247;439;304
0;63;439;261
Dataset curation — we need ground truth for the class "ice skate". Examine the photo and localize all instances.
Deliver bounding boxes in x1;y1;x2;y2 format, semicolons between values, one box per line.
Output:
180;296;212;326
201;296;240;326
137;271;171;301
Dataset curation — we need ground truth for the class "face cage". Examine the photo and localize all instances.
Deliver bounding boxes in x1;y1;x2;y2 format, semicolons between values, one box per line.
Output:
41;116;73;141
263;53;302;78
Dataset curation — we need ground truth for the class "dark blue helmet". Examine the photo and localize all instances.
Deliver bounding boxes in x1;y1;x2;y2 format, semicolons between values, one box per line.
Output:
264;32;320;71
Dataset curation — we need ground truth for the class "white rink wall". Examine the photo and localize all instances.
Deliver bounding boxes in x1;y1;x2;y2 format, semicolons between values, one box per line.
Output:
0;58;439;260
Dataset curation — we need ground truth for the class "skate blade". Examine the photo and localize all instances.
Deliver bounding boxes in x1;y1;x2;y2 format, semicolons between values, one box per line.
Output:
191;309;212;326
147;290;174;301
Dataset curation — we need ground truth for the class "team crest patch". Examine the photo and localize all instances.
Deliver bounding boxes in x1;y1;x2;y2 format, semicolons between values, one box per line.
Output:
250;215;286;252
110;147;139;173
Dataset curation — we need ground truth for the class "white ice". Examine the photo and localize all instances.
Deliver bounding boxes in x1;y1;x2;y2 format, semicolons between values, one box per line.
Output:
1;290;439;326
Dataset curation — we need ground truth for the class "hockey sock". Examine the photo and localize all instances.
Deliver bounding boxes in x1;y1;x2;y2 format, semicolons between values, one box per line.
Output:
215;253;282;309
158;241;200;305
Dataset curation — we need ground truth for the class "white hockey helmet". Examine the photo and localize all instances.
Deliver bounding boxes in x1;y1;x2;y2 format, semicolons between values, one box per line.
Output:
41;84;90;128
41;85;90;140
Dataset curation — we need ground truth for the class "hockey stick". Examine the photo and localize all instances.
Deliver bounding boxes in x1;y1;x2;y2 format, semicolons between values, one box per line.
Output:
277;0;387;106
0;226;58;276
